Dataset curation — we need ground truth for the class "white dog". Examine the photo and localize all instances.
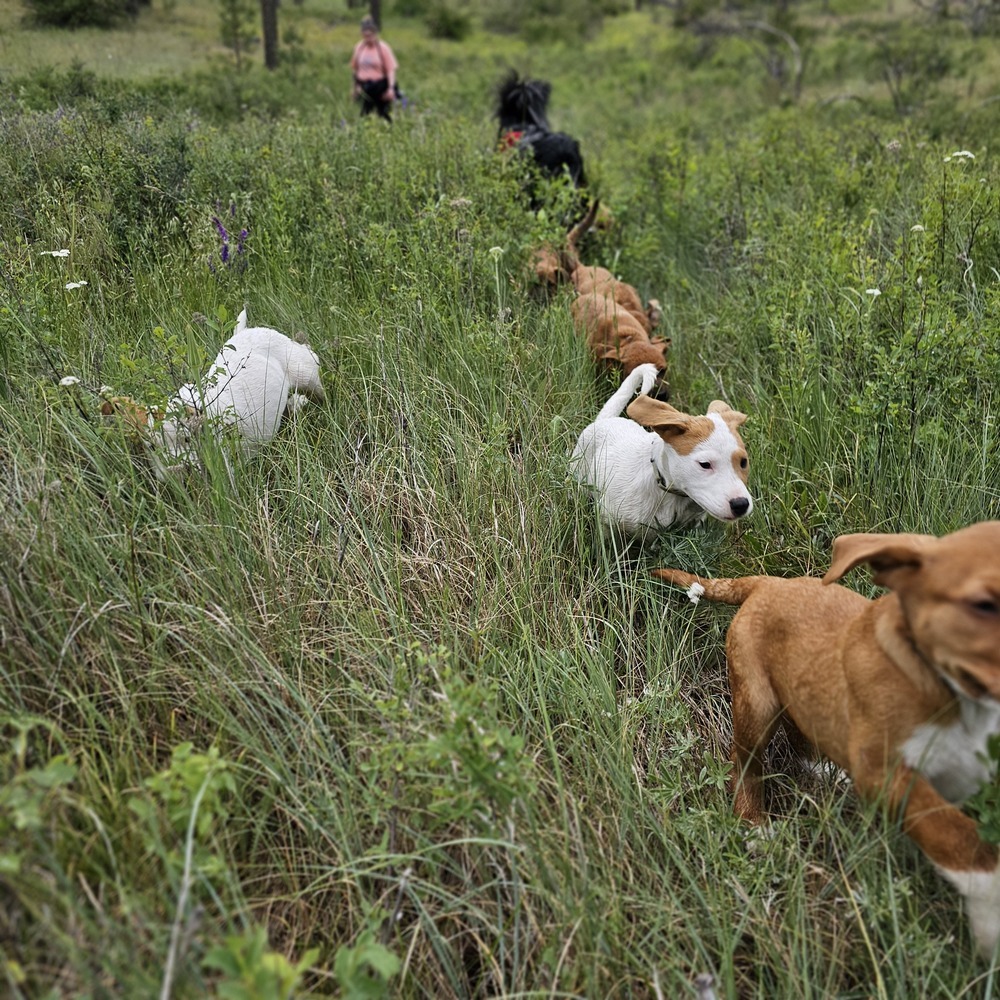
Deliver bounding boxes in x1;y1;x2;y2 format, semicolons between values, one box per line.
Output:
570;363;753;536
154;309;324;474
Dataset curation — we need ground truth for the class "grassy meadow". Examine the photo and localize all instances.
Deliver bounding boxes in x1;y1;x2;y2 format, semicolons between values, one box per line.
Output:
1;0;1000;996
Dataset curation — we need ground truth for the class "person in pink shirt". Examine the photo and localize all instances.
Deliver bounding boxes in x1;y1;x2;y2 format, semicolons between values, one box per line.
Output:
350;15;398;122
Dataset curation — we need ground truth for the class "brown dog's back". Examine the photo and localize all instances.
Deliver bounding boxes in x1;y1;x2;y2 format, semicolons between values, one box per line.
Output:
654;566;874;772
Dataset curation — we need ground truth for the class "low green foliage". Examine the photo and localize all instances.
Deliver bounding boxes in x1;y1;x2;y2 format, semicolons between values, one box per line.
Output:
0;718;77;876
332;927;400;998
204;926;320;1000
969;735;1000;845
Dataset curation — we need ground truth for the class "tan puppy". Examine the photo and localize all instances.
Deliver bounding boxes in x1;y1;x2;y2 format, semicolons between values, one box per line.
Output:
532;246;566;286
571;268;653;333
654;522;1000;956
531;201;662;334
570;293;670;393
100;396;167;441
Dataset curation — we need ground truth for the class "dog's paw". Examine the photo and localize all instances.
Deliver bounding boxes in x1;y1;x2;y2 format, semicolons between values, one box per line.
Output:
937;862;1000;958
285;392;310;417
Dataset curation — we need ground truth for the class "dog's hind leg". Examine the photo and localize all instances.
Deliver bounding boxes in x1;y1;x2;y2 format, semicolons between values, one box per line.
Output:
726;629;784;825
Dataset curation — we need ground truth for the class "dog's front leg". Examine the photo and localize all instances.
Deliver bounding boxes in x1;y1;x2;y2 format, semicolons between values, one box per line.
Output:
876;763;1000;956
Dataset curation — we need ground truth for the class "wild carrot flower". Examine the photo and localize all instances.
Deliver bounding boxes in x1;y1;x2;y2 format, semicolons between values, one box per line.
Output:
65;280;88;290
59;375;81;387
40;249;70;257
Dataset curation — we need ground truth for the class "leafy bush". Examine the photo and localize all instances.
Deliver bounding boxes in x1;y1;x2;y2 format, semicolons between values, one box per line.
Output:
480;0;628;40
425;1;472;40
20;0;135;28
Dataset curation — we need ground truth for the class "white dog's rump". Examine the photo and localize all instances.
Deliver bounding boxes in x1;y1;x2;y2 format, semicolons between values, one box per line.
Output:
571;363;753;536
154;309;324;474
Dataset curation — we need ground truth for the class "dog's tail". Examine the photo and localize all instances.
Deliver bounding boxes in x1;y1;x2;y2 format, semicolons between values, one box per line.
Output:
652;568;765;605
562;198;600;271
597;363;659;422
234;307;249;335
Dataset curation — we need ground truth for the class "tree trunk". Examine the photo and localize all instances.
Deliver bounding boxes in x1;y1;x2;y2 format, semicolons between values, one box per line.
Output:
370;0;382;29
261;0;279;70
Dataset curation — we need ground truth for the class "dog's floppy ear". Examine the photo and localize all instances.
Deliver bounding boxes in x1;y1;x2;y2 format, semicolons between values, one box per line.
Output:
707;400;747;430
626;395;690;438
645;298;664;329
823;532;936;588
532;247;566;285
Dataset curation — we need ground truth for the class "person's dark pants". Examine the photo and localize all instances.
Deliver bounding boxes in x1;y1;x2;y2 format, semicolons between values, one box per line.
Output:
359;78;392;122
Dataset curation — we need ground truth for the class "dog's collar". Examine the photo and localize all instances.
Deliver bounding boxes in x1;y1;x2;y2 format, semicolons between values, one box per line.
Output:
651;442;687;497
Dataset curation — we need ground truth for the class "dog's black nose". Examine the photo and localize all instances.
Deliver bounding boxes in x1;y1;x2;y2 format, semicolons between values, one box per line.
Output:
730;497;750;517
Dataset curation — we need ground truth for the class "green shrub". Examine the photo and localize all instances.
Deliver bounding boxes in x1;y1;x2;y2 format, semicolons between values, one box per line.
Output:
425;1;472;40
20;0;134;28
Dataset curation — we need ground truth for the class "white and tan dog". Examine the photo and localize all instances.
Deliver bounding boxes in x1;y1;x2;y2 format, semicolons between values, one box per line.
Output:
653;522;1000;957
154;309;324;474
570;363;752;536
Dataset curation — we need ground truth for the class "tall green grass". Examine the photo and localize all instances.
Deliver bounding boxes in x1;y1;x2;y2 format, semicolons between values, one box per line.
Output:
1;2;1000;996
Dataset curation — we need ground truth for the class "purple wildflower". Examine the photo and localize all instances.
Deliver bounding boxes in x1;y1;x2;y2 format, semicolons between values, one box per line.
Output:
206;203;249;276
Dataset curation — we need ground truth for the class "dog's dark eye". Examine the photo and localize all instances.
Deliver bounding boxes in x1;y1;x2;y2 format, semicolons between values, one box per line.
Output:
740;457;748;469
699;461;712;470
969;598;999;616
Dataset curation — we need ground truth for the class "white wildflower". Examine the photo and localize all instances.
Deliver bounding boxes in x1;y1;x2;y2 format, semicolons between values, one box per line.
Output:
687;581;706;604
40;249;70;257
865;288;881;297
488;246;504;261
64;280;88;290
59;375;81;387
910;224;925;232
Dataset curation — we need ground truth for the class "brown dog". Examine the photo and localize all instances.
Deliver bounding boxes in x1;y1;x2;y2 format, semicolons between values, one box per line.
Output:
569;289;670;396
654;522;1000;956
100;396;166;441
571;267;654;333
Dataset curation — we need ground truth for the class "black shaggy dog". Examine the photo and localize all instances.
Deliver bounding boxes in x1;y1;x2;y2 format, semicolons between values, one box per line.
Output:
494;71;586;191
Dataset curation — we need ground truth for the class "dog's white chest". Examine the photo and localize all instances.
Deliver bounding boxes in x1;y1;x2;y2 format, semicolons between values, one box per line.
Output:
901;698;1000;803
